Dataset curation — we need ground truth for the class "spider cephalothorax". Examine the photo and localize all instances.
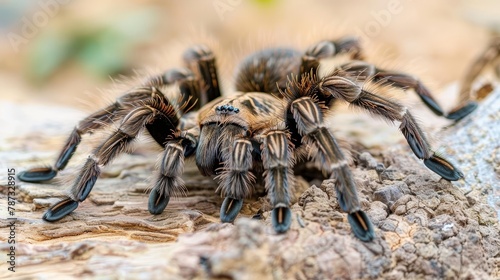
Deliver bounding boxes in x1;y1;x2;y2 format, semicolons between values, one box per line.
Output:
19;37;478;242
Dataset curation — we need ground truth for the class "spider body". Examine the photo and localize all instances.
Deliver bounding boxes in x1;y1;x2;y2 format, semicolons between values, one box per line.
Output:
19;38;478;242
195;92;281;174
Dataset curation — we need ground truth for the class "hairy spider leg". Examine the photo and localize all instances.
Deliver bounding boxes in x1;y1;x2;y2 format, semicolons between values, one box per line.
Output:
148;45;227;215
17;94;145;183
143;45;224;145
18;70;198;183
206;122;296;233
458;36;500;108
337;61;477;120
282;82;375;241
215;137;256;223
260;129;295;233
183;45;222;108
148;128;198;215
300;37;364;77
157;68;200;114
314;73;464;181
42;88;181;221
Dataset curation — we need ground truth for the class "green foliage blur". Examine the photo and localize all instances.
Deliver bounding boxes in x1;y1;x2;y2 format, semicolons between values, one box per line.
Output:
28;8;158;83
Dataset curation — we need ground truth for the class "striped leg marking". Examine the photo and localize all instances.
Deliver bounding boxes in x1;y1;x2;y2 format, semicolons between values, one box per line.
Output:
261;130;294;233
43;88;181;221
289;96;375;241
18;81;172;183
216;139;255;223
347;90;463;181
316;75;463;181
18;103;121;183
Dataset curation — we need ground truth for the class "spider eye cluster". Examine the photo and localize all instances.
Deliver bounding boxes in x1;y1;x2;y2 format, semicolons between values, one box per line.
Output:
216;104;240;114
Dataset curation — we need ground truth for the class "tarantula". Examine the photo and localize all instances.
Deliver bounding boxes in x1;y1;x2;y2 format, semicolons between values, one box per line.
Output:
18;37;477;242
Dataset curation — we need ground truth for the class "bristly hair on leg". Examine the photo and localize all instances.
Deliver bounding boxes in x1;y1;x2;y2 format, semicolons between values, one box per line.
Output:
150;140;188;199
281;73;319;102
214;126;256;199
260;127;296;207
346;77;405;124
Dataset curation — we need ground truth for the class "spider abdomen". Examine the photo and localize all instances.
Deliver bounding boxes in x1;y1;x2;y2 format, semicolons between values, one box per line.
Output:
235;48;302;93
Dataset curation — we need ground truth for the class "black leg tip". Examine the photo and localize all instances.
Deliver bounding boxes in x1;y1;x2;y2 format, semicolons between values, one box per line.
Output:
43;198;79;222
272;207;292;233
446;102;478;121
336;188;350;213
77;175;98;202
348;211;375;242
220;197;243;223
18;167;57;183
420;95;445;116
148;190;170;215
424;155;464;181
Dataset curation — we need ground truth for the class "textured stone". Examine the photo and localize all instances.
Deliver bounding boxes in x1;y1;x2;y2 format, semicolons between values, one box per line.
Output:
373;181;409;208
359;152;379;169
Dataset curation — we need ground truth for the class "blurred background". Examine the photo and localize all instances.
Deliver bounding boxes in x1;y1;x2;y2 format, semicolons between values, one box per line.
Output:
0;0;499;115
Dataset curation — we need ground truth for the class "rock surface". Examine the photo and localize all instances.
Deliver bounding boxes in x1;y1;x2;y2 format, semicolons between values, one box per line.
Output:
0;90;499;279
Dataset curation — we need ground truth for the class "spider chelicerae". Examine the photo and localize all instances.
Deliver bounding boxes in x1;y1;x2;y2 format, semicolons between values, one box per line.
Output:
18;37;478;242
